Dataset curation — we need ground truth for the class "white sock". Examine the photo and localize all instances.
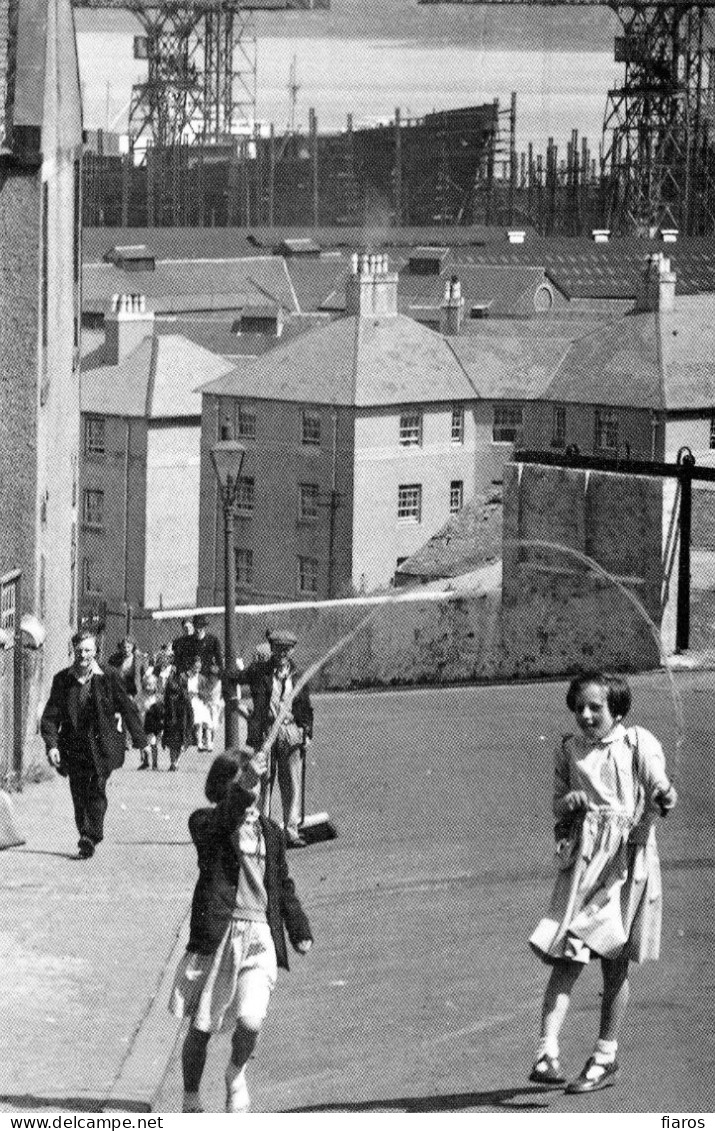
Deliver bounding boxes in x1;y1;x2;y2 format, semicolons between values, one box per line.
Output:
536;1036;559;1062
593;1038;618;1065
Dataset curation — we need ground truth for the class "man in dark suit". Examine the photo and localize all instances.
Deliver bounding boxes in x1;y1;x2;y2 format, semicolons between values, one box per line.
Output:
41;629;149;858
172;616;197;674
193;613;223;674
239;629;314;848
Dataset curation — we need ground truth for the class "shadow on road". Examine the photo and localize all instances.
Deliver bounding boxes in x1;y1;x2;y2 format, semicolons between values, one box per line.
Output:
11;848;79;861
287;1085;554;1112
0;1095;150;1113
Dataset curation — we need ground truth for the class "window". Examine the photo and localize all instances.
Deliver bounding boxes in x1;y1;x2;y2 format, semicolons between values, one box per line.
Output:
235;548;254;588
0;577;17;631
299;482;320;520
302;411;321;447
235;477;254;516
83;489;104;527
84;416;106;455
399;411;422;447
397;483;422;523
551;405;566;448
297;555;319;595
81;559;102;595
236;404;256;441
492;403;523;444
451;405;464;444
450;479;464;514
595;408;619;452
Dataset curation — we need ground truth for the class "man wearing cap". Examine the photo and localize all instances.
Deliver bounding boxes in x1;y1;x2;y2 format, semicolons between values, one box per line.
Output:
172;616;197;675
40;629;150;858
239;630;313;848
193;614;223;675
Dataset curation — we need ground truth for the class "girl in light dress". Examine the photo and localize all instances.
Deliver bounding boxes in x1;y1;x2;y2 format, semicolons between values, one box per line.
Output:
186;656;211;751
529;671;677;1095
200;661;224;753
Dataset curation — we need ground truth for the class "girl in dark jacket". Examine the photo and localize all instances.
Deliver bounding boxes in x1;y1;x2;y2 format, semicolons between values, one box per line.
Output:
169;747;313;1113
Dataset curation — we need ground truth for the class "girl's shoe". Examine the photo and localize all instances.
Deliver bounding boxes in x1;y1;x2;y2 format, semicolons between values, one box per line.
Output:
182;1091;203;1113
565;1057;619;1094
225;1064;250;1113
529;1055;566;1085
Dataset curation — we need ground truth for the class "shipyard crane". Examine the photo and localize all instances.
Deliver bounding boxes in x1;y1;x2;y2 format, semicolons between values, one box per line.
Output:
418;0;715;234
72;1;328;154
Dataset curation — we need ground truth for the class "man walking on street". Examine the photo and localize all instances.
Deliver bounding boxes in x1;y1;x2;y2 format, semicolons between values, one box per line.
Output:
41;629;150;858
239;630;313;848
193;613;223;674
172;616;197;674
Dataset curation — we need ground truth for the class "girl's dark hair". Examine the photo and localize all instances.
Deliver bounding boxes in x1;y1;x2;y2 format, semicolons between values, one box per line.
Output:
204;752;242;803
566;671;632;720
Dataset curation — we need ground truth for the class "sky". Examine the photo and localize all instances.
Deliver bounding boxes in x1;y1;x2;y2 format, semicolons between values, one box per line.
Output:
74;0;622;152
74;0;619;51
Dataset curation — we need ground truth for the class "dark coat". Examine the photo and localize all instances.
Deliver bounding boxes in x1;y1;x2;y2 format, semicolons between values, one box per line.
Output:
187;782;312;967
163;669;192;751
172;632;198;674
240;659;313;750
173;632;223;674
40;665;147;777
107;648;146;697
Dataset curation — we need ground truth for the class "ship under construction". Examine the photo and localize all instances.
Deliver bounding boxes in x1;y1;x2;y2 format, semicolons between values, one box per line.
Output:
78;0;715;235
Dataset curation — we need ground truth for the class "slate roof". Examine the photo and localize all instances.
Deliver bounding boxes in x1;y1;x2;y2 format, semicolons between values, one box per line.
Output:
399;264;564;319
200;313;478;407
81;335;234;419
153;314;323;360
82;256;298;316
396;494;503;581
81;224;523;266
451;235;715;299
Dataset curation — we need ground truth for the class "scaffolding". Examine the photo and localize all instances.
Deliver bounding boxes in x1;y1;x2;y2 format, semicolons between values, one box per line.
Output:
73;2;327;156
418;0;715;235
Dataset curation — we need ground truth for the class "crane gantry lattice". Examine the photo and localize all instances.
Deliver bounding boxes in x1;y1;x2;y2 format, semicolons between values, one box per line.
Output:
72;1;328;155
418;0;715;234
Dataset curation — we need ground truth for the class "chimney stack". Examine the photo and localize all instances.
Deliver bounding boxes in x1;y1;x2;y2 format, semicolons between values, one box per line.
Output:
103;293;155;365
592;228;610;243
440;275;464;336
635;253;676;314
345;252;398;317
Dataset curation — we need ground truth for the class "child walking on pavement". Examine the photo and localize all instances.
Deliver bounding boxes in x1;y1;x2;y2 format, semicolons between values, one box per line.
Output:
169;746;313;1113
529;671;677;1094
137;671;163;770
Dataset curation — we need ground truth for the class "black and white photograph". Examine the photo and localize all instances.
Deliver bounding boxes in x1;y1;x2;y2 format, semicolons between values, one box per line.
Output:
0;0;713;1119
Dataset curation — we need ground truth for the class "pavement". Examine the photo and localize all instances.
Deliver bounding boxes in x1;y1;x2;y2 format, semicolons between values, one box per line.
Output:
0;671;713;1114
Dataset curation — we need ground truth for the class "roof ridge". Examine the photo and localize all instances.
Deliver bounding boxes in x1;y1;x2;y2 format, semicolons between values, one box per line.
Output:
443;335;482;400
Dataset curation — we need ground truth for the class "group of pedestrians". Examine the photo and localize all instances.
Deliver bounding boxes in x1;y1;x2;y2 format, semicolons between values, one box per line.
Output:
39;633;677;1112
102;615;227;771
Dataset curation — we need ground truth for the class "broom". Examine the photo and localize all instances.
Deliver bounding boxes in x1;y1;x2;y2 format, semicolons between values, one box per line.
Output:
298;742;337;845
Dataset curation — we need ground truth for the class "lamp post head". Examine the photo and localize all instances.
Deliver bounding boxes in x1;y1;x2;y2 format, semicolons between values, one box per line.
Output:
210;440;246;508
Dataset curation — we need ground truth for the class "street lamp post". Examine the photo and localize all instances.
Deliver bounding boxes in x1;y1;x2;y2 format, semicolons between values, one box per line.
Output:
210;440;246;749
